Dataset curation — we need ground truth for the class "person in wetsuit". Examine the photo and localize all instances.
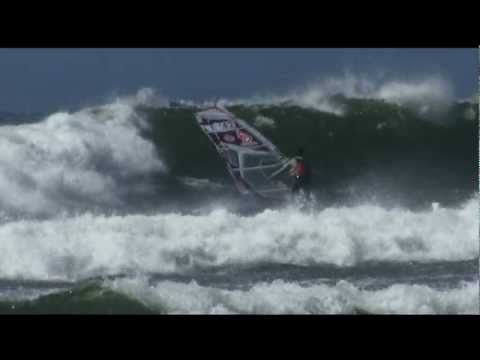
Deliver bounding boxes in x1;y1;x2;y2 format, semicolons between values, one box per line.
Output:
289;147;311;194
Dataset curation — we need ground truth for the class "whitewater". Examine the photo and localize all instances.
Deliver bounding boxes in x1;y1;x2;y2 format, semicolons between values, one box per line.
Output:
0;79;478;314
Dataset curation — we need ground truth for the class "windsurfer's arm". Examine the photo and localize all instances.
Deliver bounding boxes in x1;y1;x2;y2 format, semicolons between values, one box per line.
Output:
266;158;294;182
288;158;299;176
289;163;297;176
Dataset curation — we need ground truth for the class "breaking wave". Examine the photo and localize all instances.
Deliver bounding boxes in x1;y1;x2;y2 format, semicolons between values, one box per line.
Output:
107;276;478;314
0;81;477;315
0;197;476;281
0;99;166;218
204;73;456;116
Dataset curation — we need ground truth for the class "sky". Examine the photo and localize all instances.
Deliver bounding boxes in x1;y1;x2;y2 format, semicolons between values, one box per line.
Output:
0;48;476;113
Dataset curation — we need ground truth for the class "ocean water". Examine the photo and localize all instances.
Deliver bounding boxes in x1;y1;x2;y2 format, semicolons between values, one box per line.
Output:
0;84;478;314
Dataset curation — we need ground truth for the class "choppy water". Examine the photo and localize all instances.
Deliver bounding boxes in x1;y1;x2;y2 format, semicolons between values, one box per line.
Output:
0;85;478;314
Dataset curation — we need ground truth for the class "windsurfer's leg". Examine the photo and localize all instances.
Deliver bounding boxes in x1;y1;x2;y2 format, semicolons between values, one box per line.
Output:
292;180;300;194
292;177;304;194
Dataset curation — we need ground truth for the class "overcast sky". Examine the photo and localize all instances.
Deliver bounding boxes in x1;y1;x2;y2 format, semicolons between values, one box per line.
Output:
0;48;476;113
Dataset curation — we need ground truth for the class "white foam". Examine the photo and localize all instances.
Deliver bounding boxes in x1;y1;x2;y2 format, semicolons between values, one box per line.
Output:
0;198;476;281
178;177;225;190
84;75;455;118
107;277;479;314
253;115;276;128
211;72;455;116
0;100;166;217
118;87;170;108
375;77;453;107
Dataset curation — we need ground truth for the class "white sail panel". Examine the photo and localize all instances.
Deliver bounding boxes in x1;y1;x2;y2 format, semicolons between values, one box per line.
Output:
195;107;290;198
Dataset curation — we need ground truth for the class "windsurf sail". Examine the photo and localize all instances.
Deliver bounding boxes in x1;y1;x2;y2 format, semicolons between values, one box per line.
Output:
195;105;291;199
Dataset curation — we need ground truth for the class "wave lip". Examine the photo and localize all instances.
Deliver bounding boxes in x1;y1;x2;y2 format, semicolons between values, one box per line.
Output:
208;73;456;116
